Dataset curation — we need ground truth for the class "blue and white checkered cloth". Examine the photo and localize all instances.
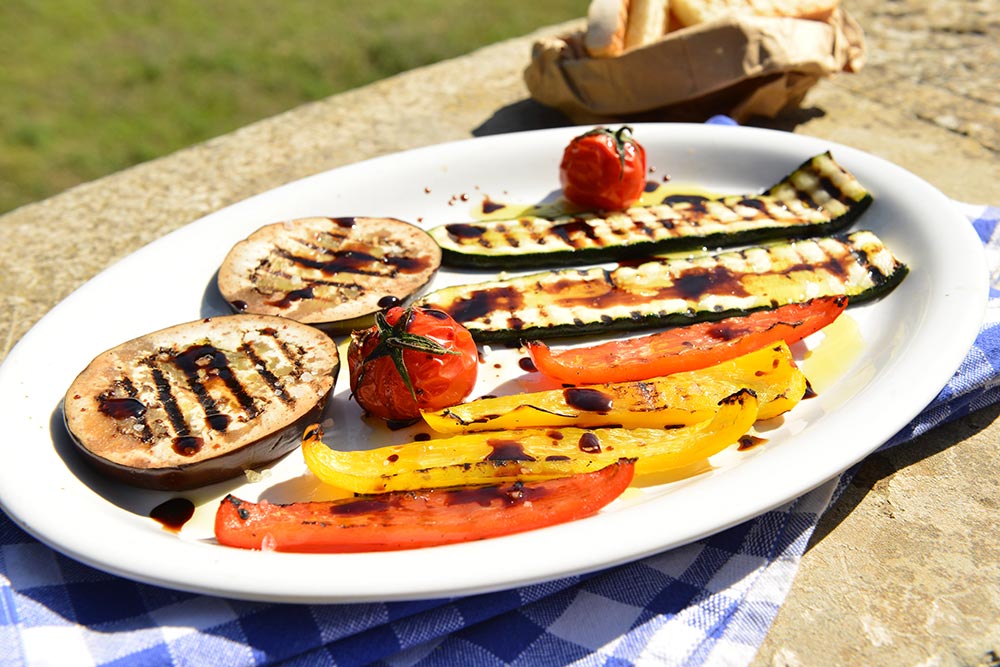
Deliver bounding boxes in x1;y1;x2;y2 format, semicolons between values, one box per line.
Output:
2;203;998;667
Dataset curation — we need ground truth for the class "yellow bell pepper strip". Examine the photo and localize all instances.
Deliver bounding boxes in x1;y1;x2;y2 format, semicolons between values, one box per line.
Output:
524;296;847;385
422;342;805;434
215;458;635;553
302;389;758;494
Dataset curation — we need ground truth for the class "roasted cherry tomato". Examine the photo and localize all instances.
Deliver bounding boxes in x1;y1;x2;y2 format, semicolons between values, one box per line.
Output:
559;125;647;211
215;459;635;553
348;306;478;421
525;296;848;385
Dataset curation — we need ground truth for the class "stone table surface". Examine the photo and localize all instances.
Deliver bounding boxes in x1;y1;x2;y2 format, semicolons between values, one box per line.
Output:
1;0;998;664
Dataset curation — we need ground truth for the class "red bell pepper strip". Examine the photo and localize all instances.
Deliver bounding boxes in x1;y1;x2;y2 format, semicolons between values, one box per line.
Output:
215;459;634;553
525;296;847;385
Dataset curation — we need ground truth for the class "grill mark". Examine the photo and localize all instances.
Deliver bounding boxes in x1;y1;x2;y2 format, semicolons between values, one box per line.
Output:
291;235;352;255
551;220;603;248
448;193;825;251
120;376;155;442
240;340;294;405
817;175;853;206
173;344;258;429
850;246;888;284
432;237;874;327
261;328;307;378
148;364;190;437
98;376;156;443
265;270;368;291
792;186;818;209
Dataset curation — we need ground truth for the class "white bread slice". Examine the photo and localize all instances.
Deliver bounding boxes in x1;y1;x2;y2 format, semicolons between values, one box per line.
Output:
752;0;838;20
585;0;631;58
624;0;670;50
672;0;838;27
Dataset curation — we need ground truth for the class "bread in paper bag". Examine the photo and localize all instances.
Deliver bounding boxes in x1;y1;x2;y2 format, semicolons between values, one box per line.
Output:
524;8;865;123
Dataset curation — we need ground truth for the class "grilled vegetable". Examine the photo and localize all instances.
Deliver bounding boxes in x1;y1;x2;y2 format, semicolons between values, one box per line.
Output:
217;216;441;334
303;390;757;494
559;126;648;211
416;230;907;344
525;296;847;385
63;315;339;491
348;306;478;422
430;152;872;269
423;342;806;433
215;458;635;553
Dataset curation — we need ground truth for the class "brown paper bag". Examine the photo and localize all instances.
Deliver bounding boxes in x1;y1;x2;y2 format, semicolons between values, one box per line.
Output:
523;9;866;123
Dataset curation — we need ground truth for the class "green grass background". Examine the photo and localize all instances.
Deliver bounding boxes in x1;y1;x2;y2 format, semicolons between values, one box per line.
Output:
1;1;583;214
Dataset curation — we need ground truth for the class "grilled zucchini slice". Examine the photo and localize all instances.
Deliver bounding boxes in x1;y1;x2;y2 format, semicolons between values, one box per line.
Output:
416;230;908;344
429;152;872;269
218;216;442;335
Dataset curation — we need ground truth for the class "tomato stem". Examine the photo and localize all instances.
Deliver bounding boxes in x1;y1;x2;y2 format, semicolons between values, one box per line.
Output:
579;125;636;181
362;308;460;403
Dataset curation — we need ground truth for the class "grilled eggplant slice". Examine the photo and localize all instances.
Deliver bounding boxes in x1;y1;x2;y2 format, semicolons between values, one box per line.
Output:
429;152;872;269
416;230;908;344
63;315;339;491
218;216;442;334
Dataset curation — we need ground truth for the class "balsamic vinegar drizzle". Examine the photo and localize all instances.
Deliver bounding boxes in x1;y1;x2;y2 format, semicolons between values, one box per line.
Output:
150;497;195;532
97;329;307;456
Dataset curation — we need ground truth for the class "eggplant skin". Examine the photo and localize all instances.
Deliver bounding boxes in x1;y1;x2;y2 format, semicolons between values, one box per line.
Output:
217;216;442;334
62;314;339;491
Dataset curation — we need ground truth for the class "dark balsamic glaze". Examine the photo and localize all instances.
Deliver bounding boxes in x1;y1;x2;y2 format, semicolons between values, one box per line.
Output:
738;435;768;451
578;432;602;454
551;221;601;248
206;413;232;430
150;497;195;532
378;295;402;309
444;223;486;240
98;396;147;420
266;286;315;308
563;388;613;413
705;322;751;342
518;357;537;372
447;286;524;323
482;198;506;214
172;436;204;457
275;245;433;280
172;343;257;424
661;194;710;212
485;439;536;461
443;257;836;324
443;481;548;508
328;497;394;516
386;418;420;431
